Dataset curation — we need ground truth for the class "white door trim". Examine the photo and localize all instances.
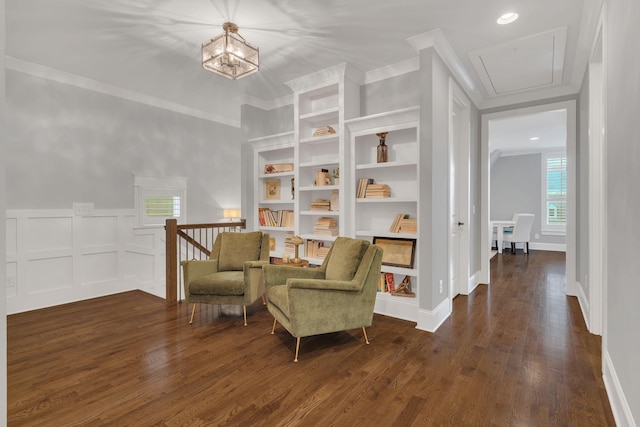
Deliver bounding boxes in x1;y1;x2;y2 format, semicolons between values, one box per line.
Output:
480;100;577;296
449;78;471;297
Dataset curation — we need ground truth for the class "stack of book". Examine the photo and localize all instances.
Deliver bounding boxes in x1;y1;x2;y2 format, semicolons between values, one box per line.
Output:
284;231;295;253
398;218;417;234
310;199;331;211
389;214;417;234
365;184;391;198
389;213;409;232
314;217;338;236
258;208;294;227
330;189;339;211
312;125;336;137
305;240;331;259
378;272;396;293
357;178;374;198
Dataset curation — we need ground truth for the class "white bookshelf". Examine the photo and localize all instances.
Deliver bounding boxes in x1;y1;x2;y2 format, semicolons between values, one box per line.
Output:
346;106;421;319
250;131;295;258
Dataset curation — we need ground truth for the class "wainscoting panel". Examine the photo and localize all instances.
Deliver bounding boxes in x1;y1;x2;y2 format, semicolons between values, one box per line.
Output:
5;209;167;314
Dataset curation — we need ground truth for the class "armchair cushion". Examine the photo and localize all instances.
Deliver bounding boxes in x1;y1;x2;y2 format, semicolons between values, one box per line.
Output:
189;271;245;296
218;231;263;271
268;284;290;318
325;237;368;281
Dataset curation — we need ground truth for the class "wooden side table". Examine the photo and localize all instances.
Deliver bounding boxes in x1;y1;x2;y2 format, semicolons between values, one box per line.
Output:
271;258;310;268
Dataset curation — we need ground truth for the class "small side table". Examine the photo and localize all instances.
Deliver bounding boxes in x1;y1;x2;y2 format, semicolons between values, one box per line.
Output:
272;258;310;268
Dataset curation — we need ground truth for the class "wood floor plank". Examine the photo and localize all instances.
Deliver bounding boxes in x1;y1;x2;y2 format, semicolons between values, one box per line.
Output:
8;251;616;426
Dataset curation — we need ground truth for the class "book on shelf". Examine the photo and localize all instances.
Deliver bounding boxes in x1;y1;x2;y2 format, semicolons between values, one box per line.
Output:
365;183;391;198
389;213;409;232
263;163;293;174
258;208;294;227
312;125;336;137
284;231;295;253
357;178;374;198
398;218;417;234
305;240;331;259
378;273;386;292
314;217;338;236
310;199;331;211
384;272;395;293
330;189;339;212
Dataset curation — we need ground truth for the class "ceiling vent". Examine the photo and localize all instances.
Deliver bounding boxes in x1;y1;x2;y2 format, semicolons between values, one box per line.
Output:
469;27;567;97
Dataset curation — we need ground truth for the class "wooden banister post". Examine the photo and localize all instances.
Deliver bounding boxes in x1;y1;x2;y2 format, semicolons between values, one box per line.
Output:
165;218;178;304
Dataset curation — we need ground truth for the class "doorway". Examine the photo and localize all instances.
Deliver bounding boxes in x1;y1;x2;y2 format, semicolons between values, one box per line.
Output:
480;100;577;297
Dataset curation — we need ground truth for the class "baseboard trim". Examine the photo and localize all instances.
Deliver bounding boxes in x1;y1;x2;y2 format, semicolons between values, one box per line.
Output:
603;350;637;427
575;281;591;331
529;242;566;252
416;297;451;333
465;270;482;295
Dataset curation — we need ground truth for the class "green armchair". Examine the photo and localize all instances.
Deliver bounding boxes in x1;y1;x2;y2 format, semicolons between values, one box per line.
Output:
263;237;383;362
181;231;269;326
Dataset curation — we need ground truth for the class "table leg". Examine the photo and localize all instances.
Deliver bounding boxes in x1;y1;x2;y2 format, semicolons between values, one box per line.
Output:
497;225;504;254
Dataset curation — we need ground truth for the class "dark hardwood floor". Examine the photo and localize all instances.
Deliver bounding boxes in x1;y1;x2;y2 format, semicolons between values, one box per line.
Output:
8;251;615;426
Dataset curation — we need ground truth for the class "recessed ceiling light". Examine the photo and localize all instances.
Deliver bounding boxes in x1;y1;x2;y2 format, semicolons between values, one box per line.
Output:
530;137;540;141
497;12;519;25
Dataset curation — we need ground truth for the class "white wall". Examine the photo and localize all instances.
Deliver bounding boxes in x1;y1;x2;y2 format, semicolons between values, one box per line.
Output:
604;0;640;424
5;209;167;314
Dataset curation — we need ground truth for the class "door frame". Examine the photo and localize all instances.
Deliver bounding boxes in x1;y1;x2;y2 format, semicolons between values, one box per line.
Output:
449;78;471;298
480;100;577;297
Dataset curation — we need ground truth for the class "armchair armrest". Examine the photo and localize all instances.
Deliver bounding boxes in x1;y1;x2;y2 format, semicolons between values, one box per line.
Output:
244;260;268;269
288;278;361;292
263;264;325;289
181;259;218;284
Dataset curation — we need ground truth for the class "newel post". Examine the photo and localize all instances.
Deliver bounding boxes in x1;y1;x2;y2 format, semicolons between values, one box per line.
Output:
165;218;178;304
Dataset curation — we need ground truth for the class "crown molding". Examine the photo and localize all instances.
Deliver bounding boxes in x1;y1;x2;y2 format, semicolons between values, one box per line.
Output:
6;56;240;128
407;28;484;107
363;57;419;85
239;93;293;110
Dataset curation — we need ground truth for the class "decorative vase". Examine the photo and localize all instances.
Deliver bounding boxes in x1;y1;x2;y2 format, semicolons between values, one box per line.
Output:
376;132;388;163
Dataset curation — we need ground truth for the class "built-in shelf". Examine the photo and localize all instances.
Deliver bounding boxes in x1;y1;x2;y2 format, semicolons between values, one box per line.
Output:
356;197;418;203
356;230;417;239
356;161;418;170
300;134;340;145
299;185;339;191
259;172;295;179
259;200;295;205
299;233;338;242
260;226;295;232
299;160;340;168
300;211;340;216
299;107;339;123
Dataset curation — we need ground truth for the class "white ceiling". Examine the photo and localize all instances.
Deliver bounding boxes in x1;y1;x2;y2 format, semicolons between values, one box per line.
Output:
6;0;602;128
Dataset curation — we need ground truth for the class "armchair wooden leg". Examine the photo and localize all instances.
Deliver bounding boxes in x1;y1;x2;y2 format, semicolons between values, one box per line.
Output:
261;294;266;305
189;303;197;324
243;305;247;326
271;318;277;334
294;337;301;363
362;327;370;345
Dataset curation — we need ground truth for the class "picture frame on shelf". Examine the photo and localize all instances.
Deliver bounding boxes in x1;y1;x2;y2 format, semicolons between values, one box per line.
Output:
264;180;281;200
373;236;416;268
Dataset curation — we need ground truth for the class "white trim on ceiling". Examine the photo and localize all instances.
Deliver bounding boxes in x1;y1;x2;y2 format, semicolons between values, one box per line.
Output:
407;28;484;108
239;93;293;111
363;57;420;85
5;56;240;128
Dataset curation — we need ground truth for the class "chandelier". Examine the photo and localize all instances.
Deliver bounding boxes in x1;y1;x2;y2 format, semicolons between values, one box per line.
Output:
202;22;259;80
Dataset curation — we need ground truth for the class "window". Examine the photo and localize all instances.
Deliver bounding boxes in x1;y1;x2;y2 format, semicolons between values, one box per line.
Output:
542;152;566;234
134;175;187;227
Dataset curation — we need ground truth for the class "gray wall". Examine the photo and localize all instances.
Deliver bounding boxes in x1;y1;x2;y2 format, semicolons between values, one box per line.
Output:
361;71;420;116
606;0;640;421
491;153;566;247
1;0;8;418
6;71;241;223
577;67;590;291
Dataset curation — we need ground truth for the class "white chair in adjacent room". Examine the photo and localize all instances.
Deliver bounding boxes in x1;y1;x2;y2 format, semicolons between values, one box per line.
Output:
502;213;535;254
